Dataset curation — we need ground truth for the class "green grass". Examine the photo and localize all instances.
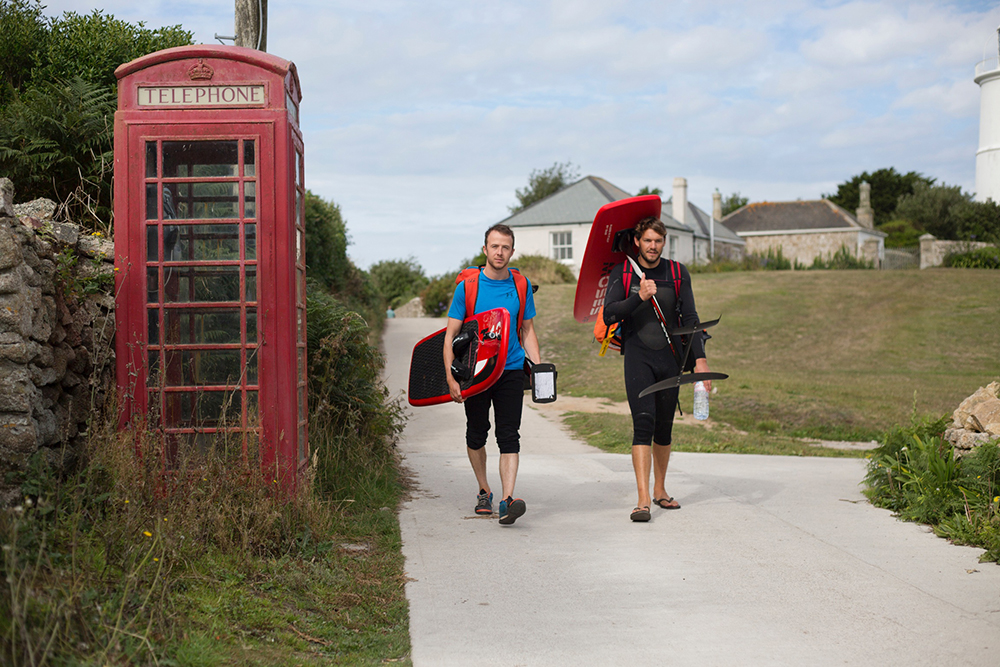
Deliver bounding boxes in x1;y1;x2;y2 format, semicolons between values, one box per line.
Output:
534;270;1000;443
563;412;866;458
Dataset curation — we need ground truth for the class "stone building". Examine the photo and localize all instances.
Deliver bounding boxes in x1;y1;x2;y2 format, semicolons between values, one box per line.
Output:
721;184;885;267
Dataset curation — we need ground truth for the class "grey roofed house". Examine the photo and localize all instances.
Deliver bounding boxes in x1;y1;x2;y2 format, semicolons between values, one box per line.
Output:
499;176;694;274
721;199;886;267
662;195;745;264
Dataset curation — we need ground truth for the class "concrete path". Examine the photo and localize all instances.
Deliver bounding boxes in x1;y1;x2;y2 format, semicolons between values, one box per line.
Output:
384;318;1000;667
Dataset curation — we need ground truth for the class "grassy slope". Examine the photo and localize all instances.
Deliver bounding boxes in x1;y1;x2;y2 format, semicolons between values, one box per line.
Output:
534;269;1000;442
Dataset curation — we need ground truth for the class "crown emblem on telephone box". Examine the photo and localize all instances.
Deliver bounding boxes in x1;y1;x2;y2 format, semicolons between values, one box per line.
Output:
187;59;214;81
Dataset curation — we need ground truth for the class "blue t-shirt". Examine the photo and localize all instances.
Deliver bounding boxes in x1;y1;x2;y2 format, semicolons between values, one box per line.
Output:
448;271;536;371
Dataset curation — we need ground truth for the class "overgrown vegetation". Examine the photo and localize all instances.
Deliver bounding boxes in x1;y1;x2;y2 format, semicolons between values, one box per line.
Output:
0;0;192;229
370;258;429;310
944;245;1000;269
864;414;1000;562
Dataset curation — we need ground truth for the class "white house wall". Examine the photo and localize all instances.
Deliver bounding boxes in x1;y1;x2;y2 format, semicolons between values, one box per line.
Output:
511;223;590;277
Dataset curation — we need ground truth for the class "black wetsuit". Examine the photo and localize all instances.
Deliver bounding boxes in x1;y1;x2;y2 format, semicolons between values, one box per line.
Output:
602;260;705;446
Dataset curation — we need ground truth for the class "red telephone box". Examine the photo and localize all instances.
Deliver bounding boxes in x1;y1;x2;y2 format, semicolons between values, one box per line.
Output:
113;45;307;490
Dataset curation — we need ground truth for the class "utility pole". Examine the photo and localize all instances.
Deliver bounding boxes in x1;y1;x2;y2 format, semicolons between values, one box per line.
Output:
235;0;267;51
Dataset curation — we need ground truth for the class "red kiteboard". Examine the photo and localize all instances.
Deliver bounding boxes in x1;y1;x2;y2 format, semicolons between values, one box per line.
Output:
573;195;662;323
407;308;510;407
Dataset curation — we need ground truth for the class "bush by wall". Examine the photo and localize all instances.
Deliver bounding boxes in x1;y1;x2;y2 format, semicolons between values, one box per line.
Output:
943;246;1000;269
864;414;1000;563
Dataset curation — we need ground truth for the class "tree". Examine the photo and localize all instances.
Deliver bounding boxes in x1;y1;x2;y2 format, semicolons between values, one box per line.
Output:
509;161;579;213
893;181;971;240
720;192;748;216
951;199;1000;244
304;190;350;292
369;257;429;308
824;168;932;226
636;185;662;196
0;1;192;228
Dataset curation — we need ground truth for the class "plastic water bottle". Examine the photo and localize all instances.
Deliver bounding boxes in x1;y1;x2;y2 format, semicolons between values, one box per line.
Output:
693;381;709;420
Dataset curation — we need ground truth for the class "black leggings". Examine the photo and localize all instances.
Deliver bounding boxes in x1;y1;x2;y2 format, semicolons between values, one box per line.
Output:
624;340;680;446
464;370;524;454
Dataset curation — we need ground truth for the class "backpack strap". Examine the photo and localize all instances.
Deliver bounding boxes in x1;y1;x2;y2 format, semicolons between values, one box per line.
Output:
455;266;528;340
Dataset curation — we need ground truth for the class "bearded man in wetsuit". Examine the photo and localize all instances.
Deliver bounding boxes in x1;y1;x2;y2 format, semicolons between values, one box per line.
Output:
602;216;713;522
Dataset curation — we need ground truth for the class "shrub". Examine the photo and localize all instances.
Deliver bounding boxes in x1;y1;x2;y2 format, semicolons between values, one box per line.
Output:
943;246;1000;269
743;246;793;270
421;271;459;317
370;257;429;309
306;285;404;499
864;413;1000;562
512;254;574;284
809;245;874;270
878;219;924;248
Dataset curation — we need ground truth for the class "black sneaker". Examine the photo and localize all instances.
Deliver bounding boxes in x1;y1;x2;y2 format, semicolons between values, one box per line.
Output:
498;496;526;525
475;490;493;515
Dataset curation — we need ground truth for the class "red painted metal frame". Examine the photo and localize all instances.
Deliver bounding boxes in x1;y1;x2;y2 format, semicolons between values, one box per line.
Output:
114;46;307;491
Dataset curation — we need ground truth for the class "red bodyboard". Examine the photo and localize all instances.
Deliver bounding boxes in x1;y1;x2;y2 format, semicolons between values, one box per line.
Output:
407;308;510;407
573;195;662;323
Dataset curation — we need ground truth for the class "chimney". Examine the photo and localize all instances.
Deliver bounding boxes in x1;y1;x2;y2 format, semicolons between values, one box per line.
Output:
712;191;723;220
672;177;687;223
856;181;874;229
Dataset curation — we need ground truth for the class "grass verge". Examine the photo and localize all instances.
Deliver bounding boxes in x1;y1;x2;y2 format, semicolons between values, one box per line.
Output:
533;271;1000;443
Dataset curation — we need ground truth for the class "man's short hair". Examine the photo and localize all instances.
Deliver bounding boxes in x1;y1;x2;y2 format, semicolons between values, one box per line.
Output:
484;223;515;247
635;216;667;239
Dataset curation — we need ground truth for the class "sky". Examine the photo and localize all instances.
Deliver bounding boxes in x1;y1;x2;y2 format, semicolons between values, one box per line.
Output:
44;0;1000;274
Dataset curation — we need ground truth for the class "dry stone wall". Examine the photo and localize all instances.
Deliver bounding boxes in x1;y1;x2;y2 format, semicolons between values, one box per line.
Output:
0;180;115;505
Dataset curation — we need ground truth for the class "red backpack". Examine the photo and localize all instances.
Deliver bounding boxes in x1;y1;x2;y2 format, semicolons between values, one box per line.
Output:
455;266;530;340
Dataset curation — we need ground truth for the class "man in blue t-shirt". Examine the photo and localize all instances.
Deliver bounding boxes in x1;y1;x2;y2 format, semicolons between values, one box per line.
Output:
443;224;540;525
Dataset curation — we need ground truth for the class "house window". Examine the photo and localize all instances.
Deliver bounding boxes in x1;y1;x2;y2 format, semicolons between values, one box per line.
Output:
669;235;677;260
551;231;572;260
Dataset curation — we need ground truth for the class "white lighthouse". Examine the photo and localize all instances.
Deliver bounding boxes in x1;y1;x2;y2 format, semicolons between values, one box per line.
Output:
975;28;1000;203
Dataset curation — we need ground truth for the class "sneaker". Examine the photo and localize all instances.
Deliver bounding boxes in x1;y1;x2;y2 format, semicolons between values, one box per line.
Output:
475;490;493;515
498;496;526;525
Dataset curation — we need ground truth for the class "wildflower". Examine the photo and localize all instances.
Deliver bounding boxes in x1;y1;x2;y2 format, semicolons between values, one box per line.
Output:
143;531;152;537
125;499;129;504
24;498;33;508
163;518;167;522
153;558;159;562
994;496;999;503
114;267;120;272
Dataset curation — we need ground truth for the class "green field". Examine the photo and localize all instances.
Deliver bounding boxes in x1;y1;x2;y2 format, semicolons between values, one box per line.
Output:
533;269;1000;443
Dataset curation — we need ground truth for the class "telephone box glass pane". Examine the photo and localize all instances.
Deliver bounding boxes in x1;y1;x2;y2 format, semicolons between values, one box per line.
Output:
147;308;160;345
162;141;238;178
247;307;257;343
245;224;256;260
245;267;256;302
145;142;157;178
146;226;157;262
244;182;256;219
243;140;255;177
165;266;242;303
246;355;258;384
148;351;160;382
247;391;258;417
164;350;243;386
164;308;242;345
169;224;240;261
146;184;158;220
164;391;240;427
146;268;158;303
170;183;239;219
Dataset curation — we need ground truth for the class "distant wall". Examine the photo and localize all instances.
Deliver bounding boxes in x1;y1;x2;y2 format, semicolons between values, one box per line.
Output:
0;202;114;505
919;234;995;269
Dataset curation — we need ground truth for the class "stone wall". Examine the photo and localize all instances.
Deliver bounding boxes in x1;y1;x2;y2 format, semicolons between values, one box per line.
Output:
0;187;115;505
742;230;860;266
918;234;995;269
